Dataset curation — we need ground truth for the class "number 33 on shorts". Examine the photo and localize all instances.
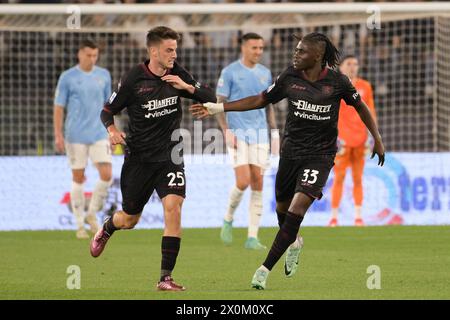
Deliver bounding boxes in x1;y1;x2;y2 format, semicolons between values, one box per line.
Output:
301;169;319;184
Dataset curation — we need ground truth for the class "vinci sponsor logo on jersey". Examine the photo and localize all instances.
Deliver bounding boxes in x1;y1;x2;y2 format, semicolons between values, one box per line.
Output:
141;96;178;118
292;100;332;120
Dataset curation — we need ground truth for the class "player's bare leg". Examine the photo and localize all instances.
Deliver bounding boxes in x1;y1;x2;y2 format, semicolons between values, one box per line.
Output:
245;164;266;250
90;211;141;257
252;193;311;289
330;156;348;227
221;165;249;245
86;162;113;235
352;148;365;226
71;169;89;239
157;194;185;291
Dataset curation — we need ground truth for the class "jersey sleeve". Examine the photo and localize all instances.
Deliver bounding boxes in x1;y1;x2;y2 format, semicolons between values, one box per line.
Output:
262;68;288;104
216;68;232;98
101;70;135;128
175;63;216;103
340;73;362;107
54;73;69;107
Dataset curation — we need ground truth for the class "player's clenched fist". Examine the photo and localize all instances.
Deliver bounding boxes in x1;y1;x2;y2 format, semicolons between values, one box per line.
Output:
190;102;224;119
107;126;127;145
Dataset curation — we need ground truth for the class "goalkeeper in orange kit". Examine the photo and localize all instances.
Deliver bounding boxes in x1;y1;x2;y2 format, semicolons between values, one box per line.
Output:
329;55;377;227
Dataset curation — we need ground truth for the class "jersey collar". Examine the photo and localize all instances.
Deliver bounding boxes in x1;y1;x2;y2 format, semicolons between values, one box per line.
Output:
300;67;329;82
141;60;171;78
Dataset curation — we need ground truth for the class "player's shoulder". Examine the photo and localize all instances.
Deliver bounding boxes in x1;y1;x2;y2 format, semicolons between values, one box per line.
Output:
326;68;343;79
59;66;79;80
328;69;352;85
276;65;297;81
221;60;241;74
356;78;372;88
121;63;146;83
256;63;271;74
171;61;195;80
94;66;111;77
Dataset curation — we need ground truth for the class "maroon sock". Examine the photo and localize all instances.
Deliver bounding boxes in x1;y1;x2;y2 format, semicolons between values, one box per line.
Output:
263;212;303;271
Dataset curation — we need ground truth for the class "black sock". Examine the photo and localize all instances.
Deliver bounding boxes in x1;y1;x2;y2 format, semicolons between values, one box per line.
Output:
276;210;286;229
263;211;303;271
160;236;181;281
103;214;118;236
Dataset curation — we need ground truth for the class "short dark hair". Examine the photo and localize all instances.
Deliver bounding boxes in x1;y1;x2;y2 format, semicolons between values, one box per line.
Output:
241;32;264;43
79;39;97;50
146;26;180;47
340;54;358;64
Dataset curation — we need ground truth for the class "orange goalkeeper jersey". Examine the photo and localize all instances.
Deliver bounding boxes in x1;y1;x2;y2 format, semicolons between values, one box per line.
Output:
338;77;376;148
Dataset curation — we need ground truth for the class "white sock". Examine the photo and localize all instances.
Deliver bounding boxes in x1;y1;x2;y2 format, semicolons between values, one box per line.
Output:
71;181;85;229
87;179;113;217
224;186;244;222
331;208;339;219
248;190;263;238
355;206;362;219
259;265;270;273
290;236;303;249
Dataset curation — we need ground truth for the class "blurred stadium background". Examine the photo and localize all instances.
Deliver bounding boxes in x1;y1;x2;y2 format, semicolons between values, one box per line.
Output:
1;0;450;300
0;1;449;230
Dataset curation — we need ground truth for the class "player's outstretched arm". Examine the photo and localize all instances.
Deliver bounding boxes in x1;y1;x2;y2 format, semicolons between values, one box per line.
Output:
354;100;385;166
190;94;266;119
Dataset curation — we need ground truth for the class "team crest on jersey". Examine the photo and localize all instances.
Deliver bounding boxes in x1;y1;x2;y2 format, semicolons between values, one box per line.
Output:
138;87;154;94
291;84;306;91
260;76;268;85
322;85;334;95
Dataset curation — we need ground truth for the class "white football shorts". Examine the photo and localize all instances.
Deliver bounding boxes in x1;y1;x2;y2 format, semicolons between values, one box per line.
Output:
65;139;112;170
227;139;270;170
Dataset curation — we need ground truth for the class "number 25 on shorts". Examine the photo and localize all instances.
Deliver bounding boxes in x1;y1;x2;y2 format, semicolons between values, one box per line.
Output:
167;172;185;187
302;169;319;184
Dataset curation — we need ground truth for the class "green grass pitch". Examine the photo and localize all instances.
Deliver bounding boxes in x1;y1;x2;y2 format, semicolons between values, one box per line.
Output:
1;226;449;300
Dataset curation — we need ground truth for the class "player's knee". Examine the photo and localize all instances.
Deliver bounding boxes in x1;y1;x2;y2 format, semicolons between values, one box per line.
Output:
236;180;249;191
276;202;290;214
250;178;263;191
101;172;113;182
72;175;85;184
334;172;345;184
288;203;309;217
165;205;181;217
353;176;362;187
235;173;250;190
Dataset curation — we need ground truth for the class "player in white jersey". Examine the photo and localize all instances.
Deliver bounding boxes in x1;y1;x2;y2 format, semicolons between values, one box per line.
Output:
53;40;113;239
215;33;279;250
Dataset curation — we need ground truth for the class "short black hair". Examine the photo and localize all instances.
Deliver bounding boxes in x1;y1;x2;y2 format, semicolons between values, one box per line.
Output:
146;26;180;47
241;32;264;43
296;32;340;69
340;54;358;64
79;39;97;50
